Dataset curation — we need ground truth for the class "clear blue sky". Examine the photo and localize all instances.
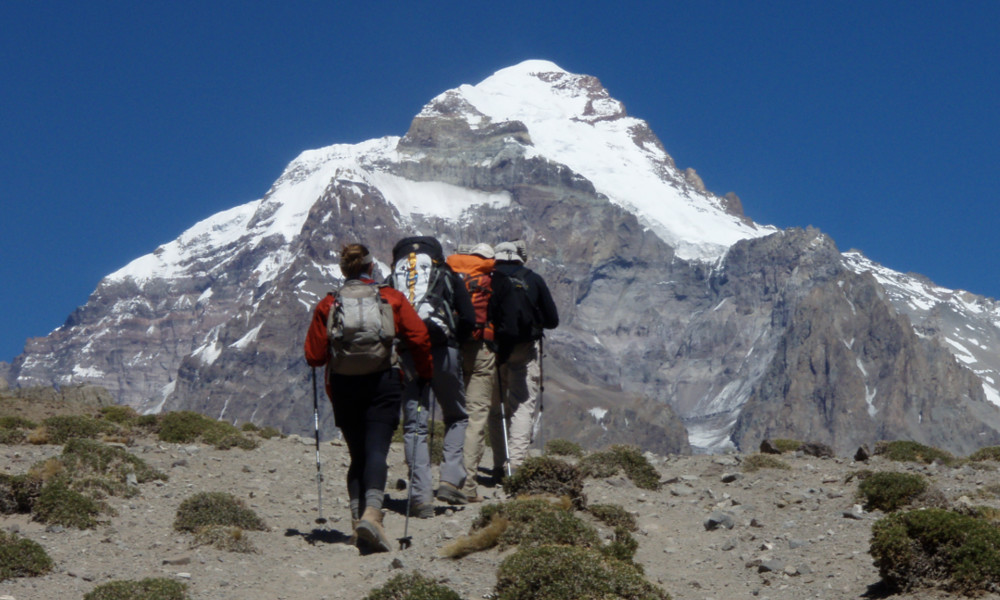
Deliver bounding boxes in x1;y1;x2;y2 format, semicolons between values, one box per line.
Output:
2;1;999;362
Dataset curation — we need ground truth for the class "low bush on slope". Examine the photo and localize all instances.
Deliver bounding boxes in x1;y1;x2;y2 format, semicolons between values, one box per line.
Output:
83;577;190;600
0;530;53;581
871;507;1000;594
363;572;462;600
578;445;662;490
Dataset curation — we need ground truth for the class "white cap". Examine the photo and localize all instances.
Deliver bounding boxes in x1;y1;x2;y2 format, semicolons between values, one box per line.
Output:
493;242;523;263
469;243;495;259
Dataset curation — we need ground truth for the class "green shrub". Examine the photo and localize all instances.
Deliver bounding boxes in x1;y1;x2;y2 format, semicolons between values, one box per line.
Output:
363;571;462;600
602;526;641;564
473;497;568;531
545;439;584;458
157;411;257;449
969;446;1000;462
871;508;1000;594
511;509;602;550
0;472;43;514
59;438;168;488
200;420;258;450
174;491;266;533
157;411;215;443
0;428;26;444
240;422;259;432
467;498;590;551
588;503;638;531
41;414;119;444
961;505;1000;524
7;440;164;525
0;530;53;581
34;478;102;528
256;426;281;439
454;498;635;561
578;445;661;490
192;524;257;553
135;414;160;432
857;471;928;512
875;440;955;465
99;405;139;426
772;438;803;453
0;415;37;430
742;454;792;473
504;457;586;508
495;544;670;600
84;577;190;600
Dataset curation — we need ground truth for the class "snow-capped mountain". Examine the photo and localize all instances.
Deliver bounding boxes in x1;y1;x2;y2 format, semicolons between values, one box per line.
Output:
9;60;1000;455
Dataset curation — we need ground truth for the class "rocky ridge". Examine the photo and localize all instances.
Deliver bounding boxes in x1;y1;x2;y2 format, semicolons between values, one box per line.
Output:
6;61;1000;457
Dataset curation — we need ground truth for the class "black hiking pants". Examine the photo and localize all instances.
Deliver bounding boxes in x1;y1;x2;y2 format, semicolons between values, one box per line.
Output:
329;368;403;515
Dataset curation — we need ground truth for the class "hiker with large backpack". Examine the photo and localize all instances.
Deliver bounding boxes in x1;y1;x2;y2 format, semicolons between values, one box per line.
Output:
446;243;504;502
389;236;476;515
304;243;433;553
489;240;559;474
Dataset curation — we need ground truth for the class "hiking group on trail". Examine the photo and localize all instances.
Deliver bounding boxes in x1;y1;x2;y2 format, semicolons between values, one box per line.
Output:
304;237;558;553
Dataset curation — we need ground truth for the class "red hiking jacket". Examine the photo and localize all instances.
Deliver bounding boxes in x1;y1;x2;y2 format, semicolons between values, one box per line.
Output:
304;277;433;396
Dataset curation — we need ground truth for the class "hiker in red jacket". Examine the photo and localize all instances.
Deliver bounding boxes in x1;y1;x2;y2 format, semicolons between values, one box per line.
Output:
304;243;432;553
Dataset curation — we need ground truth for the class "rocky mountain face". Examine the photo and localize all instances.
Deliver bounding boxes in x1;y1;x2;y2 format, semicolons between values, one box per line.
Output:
8;61;1000;457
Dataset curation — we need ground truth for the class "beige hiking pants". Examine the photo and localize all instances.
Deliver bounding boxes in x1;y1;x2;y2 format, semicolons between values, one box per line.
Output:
499;340;540;471
460;339;503;496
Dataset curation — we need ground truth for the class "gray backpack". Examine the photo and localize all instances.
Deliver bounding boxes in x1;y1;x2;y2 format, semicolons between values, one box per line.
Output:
326;280;396;375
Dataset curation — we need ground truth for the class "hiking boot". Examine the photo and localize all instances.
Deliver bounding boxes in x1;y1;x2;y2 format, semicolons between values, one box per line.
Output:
349;518;360;545
436;481;469;505
411;502;434;519
356;507;391;553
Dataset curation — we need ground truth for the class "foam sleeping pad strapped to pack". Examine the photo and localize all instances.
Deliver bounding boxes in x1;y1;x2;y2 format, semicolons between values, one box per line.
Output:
391;236;456;346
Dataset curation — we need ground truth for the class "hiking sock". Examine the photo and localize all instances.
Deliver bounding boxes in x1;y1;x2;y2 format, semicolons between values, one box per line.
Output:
364;488;383;511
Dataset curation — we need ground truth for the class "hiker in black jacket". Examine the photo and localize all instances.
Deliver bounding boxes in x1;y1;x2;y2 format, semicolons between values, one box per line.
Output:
488;241;559;474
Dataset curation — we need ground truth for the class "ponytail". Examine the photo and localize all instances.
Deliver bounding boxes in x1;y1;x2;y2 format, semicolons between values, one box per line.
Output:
340;244;373;279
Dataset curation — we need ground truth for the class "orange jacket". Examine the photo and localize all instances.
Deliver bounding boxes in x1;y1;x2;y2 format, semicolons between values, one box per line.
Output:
446;253;495;341
304;278;433;394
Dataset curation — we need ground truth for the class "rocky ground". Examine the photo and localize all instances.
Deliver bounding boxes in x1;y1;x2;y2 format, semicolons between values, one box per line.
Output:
4;419;1000;599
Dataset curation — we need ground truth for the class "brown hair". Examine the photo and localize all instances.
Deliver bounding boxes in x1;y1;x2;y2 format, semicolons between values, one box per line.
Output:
340;243;372;279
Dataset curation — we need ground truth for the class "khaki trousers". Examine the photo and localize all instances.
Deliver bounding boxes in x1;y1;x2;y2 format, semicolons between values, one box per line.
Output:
460;340;503;496
498;340;540;471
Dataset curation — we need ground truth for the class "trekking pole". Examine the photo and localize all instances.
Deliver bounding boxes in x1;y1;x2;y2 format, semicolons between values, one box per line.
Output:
427;386;436;466
496;363;512;478
399;407;417;550
536;338;545;451
311;368;327;525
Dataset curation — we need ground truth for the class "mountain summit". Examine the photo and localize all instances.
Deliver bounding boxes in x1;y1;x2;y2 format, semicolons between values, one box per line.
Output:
8;60;1000;455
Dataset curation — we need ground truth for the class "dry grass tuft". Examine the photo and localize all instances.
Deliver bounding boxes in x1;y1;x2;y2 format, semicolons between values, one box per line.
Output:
441;513;510;559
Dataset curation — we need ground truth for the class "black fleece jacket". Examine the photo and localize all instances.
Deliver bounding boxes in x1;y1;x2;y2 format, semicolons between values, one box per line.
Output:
489;261;559;361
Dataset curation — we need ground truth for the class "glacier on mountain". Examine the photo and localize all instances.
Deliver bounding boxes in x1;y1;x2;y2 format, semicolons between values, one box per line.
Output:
10;59;1000;457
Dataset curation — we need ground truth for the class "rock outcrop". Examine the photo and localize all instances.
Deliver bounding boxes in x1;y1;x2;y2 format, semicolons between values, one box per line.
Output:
7;61;1000;457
